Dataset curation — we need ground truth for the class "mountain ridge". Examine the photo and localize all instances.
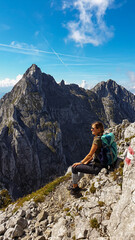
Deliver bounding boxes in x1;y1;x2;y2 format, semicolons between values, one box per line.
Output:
0;64;135;199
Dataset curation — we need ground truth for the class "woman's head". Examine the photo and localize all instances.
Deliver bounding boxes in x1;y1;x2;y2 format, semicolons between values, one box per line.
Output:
91;121;104;136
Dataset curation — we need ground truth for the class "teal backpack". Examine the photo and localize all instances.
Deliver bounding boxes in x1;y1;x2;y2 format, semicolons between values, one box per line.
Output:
99;133;117;167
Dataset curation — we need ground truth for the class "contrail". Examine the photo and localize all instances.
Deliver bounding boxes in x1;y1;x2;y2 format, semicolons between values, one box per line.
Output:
0;42;103;61
37;34;72;72
0;42;73;72
0;43;81;59
50;46;72;72
0;43;54;55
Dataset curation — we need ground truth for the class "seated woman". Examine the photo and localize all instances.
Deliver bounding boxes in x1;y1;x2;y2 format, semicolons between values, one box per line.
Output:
69;121;104;195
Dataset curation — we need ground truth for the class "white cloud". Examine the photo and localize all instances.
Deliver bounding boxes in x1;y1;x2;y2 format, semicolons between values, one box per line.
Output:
0;74;22;87
62;0;115;46
127;71;135;94
79;80;91;89
128;71;135;82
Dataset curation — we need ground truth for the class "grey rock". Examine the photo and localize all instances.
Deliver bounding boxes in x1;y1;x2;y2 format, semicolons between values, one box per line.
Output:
124;122;135;139
17;217;28;229
16;209;26;217
51;217;67;240
37;210;48;223
4;228;14;239
0;223;6;235
47;215;54;224
25;209;32;219
6;217;18;228
75;216;89;239
12;224;24;238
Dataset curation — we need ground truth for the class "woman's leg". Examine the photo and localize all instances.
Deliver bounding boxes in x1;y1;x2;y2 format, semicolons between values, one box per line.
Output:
72;171;84;185
72;163;102;186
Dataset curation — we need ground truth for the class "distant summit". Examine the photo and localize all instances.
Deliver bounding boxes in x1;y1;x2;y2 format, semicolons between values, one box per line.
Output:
0;64;135;199
91;79;135;125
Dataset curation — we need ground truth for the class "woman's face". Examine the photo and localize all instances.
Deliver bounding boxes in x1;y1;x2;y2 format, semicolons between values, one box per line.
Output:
91;124;101;136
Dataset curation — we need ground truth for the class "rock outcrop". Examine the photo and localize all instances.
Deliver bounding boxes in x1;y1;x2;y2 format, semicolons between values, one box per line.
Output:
0;64;135;199
107;124;135;240
0;120;134;239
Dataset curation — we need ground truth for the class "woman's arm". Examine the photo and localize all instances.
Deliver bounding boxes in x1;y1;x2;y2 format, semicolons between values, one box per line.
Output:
81;144;98;164
72;143;98;167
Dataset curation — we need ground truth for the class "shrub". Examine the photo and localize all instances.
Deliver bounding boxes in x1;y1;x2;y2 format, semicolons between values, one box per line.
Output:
81;197;88;201
106;211;112;219
111;166;123;181
0;189;12;209
90;218;100;229
119;161;124;168
64;207;70;212
98;201;105;207
90;183;96;194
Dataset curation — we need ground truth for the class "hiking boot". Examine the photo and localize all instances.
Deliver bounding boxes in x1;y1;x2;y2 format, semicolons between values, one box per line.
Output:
70;186;81;195
67;184;81;191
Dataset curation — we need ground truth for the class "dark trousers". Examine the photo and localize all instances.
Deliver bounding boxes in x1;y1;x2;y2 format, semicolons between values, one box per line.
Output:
72;162;102;184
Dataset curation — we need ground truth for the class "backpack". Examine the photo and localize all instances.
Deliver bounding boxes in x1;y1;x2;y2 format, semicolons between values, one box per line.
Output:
98;133;117;167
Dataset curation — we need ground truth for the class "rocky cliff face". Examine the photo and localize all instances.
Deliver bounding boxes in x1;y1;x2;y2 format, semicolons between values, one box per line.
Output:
0;64;135;199
0;120;134;240
91;79;135;125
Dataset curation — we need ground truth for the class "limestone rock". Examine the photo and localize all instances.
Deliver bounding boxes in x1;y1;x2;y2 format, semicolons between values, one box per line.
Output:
37;210;48;222
4;228;14;239
107;142;135;240
75;216;90;239
0;223;6;235
51;217;67;240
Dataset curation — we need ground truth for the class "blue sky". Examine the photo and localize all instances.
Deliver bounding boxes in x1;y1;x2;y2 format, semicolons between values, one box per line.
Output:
0;0;135;97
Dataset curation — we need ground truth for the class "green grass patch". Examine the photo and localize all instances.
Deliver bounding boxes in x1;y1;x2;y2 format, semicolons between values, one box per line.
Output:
12;173;71;212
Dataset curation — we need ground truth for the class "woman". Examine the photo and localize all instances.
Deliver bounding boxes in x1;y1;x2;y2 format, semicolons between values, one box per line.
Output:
69;121;104;195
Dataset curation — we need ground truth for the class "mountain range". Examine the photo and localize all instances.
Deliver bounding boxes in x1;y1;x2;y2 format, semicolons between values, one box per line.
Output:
0;64;135;199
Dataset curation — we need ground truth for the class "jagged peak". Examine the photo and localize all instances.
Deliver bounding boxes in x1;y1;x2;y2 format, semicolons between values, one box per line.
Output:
91;79;121;92
59;80;65;87
24;64;42;77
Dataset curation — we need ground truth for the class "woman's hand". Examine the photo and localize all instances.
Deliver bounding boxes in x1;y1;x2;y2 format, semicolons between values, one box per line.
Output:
72;162;81;167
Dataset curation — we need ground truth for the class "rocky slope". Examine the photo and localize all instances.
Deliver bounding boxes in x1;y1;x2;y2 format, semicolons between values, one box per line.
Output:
0;64;135;199
0;120;134;240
